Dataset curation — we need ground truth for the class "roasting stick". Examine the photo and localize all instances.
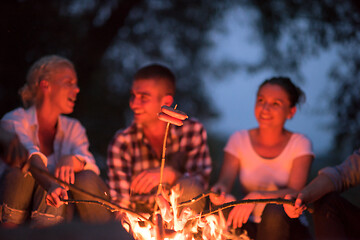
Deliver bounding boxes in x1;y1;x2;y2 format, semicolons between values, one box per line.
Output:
177;191;297;209
29;164;154;226
177;190;213;208
153;105;179;216
157;105;176;195
188;197;314;220
204;198;296;215
152;105;177;240
179;191;315;219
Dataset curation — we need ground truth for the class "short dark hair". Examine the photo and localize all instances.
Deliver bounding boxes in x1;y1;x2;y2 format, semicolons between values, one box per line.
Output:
257;76;305;107
134;63;176;96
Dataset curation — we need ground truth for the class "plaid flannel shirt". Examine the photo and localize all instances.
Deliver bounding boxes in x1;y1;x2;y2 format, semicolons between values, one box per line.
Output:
107;118;212;209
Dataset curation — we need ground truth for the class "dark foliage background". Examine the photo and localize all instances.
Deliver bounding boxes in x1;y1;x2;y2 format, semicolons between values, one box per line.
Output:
1;0;359;190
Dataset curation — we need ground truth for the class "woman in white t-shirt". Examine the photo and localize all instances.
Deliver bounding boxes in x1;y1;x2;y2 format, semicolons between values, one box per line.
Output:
210;77;314;240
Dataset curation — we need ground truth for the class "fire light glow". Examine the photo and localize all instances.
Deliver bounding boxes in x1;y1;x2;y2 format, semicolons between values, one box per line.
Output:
120;106;252;239
120;187;252;240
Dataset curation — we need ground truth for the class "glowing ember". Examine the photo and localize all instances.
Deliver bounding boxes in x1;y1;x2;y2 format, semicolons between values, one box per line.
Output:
120;187;252;240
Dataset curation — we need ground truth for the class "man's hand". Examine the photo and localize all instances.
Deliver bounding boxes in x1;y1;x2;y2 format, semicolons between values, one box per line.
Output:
131;167;179;194
284;194;307;218
45;184;68;208
55;155;76;184
0;126;28;169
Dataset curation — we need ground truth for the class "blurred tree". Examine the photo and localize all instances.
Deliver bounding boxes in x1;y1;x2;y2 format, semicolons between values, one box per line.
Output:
243;0;360;158
0;0;230;167
1;0;359;168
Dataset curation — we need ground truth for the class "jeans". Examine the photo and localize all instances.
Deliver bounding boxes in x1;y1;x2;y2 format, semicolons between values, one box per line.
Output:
313;192;360;240
240;204;312;240
0;168;113;227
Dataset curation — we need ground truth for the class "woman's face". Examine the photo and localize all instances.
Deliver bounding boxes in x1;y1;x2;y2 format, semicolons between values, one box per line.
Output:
254;83;296;129
46;66;80;115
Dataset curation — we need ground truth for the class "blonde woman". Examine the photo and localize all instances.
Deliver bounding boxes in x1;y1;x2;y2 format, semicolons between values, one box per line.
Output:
0;55;112;227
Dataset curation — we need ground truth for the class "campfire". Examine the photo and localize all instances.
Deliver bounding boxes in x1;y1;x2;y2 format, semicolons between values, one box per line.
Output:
31;164;293;240
119;105;252;240
120;186;252;240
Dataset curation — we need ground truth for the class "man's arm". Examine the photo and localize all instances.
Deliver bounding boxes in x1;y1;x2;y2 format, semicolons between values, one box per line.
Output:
298;174;336;204
284;150;360;218
320;150;360;192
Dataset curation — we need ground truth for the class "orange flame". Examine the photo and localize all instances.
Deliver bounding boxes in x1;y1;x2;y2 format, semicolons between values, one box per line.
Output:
121;187;252;240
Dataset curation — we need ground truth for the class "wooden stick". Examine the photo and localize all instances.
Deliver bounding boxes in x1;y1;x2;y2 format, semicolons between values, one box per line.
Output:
189;198;300;220
155;213;164;240
157;120;171;196
61;198;117;211
154;104;178;214
157;104;177;195
29;165;154;226
177;190;213;208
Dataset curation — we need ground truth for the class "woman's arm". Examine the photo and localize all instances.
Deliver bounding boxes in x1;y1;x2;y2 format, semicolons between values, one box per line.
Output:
210;152;240;205
288;154;314;191
30;154;68;207
215;152;240;192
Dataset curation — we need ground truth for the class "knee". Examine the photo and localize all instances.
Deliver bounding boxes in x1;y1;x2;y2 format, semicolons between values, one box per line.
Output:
176;177;204;195
314;192;340;211
257;204;290;239
313;192;343;220
74;170;97;187
261;204;288;226
73;170;109;199
2;167;30;183
0;168;35;204
175;177;205;213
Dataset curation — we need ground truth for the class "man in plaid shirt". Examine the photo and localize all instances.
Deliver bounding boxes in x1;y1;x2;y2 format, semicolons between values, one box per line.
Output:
107;64;212;215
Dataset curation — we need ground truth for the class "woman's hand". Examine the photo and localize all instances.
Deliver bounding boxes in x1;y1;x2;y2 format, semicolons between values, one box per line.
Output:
210;183;227;205
45;184;68;208
55;155;76;184
227;192;261;228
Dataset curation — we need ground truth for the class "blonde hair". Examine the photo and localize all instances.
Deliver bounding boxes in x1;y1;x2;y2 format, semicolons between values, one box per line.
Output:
19;55;75;108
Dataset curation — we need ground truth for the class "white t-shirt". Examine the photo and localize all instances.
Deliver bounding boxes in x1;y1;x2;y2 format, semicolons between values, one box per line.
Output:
224;130;314;222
